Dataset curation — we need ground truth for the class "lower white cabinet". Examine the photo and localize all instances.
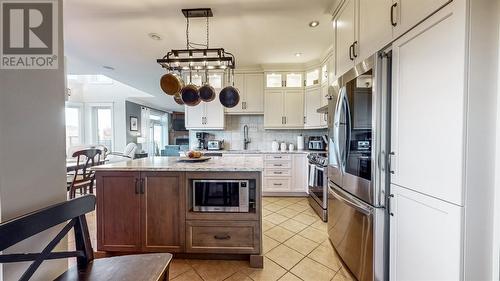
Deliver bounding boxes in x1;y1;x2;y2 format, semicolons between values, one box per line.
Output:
185;102;225;130
263;153;308;194
389;184;462;281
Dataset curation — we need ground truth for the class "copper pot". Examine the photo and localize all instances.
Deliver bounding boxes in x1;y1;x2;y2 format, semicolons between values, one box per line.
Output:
219;86;240;108
160;73;184;95
199;83;216;102
181;84;201;106
173;93;184;105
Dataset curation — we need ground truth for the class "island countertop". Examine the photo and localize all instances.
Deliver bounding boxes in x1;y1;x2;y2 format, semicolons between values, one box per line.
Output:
92;156;263;172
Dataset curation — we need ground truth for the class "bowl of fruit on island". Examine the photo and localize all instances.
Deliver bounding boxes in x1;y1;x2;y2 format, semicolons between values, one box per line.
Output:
178;150;211;162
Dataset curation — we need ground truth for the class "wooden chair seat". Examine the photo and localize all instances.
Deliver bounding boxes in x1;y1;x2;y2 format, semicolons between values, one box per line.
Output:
55;253;173;281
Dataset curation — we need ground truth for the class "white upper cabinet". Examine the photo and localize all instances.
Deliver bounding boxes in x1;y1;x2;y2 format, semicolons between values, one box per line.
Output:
321;64;328;85
185;102;225;130
285;73;303;88
304;87;322;128
391;3;466;205
334;0;357;77
393;0;452;38
358;0;393;61
226;73;264;114
265;73;283;88
264;90;304;129
306;69;320;87
389;185;462;281
265;72;304;89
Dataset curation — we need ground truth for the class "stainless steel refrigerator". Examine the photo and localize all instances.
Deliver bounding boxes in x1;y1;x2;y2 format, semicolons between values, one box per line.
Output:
327;51;392;281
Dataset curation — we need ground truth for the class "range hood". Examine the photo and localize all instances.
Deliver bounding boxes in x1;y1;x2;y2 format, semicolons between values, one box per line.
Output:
317;105;328;114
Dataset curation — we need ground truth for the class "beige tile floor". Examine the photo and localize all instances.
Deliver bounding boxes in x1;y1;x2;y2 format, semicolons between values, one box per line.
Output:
69;196;356;281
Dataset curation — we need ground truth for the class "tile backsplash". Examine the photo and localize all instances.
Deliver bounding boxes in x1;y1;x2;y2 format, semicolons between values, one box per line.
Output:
189;115;327;151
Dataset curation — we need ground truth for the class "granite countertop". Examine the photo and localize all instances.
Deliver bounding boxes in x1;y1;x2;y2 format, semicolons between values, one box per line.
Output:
195;150;327;155
92;156;263;172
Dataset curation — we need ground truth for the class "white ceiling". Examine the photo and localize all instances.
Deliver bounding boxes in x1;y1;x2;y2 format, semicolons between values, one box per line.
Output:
64;0;334;111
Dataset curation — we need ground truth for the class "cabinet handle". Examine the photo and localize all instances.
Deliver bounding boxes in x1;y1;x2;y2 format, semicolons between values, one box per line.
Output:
140;178;145;194
274;172;283;174
349;44;354;61
135;178;140;194
304;116;307;124
274;156;282;159
214;234;231;240
388;194;395;216
388;151;396;174
284;117;287;124
281;116;284;125
274;164;283;167
353;41;358;58
273;183;283;186
391;2;398;27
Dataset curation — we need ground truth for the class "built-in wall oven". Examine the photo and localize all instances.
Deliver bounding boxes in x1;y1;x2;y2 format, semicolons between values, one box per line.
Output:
192;180;250;212
327;52;391;281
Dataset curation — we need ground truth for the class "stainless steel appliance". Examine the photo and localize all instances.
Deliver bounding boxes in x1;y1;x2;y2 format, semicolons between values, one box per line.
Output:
308;136;326;151
307;153;328;221
207;140;224;150
196;132;209;150
192;179;249;212
327;52;391;281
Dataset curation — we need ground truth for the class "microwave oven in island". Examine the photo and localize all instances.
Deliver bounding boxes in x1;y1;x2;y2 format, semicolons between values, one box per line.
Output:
192;179;254;212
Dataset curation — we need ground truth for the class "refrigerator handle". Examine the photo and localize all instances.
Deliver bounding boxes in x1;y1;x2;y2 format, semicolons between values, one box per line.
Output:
344;94;352;168
330;184;373;215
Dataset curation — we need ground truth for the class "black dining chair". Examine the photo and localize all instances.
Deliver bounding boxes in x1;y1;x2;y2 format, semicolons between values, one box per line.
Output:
67;148;102;199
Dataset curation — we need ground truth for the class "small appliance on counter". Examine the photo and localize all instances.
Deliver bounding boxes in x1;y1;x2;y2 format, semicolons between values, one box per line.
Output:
271;141;279;152
308;136;327;151
196;132;209;150
297;135;305;150
207;140;224;150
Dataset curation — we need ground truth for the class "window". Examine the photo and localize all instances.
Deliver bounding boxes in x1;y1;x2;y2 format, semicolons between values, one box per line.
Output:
65;106;82;153
93;107;113;150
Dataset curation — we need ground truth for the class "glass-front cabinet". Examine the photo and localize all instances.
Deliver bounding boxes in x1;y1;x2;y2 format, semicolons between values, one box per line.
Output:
265;72;304;88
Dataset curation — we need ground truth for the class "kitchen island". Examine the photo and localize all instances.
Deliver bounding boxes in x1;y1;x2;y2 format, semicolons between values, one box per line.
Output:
92;156;264;268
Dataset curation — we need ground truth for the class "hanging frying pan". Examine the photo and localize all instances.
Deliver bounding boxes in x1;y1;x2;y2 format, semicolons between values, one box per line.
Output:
181;69;201;106
160;73;184;95
173;93;184;105
199;69;216;102
219;69;240;108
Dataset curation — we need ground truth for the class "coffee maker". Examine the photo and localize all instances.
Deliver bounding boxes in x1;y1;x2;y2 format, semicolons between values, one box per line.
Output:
196;132;209;150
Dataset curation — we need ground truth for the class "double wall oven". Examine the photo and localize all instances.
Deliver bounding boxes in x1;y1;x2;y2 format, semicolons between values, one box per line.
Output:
327;52;391;281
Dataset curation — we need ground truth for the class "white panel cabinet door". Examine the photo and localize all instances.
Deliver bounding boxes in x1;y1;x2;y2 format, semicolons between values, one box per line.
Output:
358;0;393;61
264;90;284;128
391;3;466;205
185;105;205;130
304;87;321;128
226;73;246;114
394;0;452;38
244;73;264;113
334;0;356;77
283;90;304;128
291;154;308;192
204;101;225;129
389;185;462;281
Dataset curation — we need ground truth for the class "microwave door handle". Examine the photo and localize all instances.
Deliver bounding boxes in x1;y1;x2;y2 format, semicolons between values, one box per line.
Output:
330;184;372;215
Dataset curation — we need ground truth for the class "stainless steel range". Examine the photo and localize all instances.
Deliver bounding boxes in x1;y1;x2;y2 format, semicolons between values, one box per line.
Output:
327;52;391;281
307;153;328;222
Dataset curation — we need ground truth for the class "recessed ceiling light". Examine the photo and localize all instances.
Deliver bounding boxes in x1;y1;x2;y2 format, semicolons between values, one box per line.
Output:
295;53;302;57
102;65;115;70
148;33;162;40
309;20;320;28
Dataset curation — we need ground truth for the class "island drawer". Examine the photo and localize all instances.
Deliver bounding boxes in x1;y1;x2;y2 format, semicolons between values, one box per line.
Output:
264;161;292;169
186;221;260;254
264;169;292;177
265;154;292;161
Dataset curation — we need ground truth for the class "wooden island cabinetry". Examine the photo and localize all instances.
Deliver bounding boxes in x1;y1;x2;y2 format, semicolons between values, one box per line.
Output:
93;157;264;267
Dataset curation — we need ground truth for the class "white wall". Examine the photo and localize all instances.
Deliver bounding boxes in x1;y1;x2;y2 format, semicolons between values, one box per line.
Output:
0;0;67;279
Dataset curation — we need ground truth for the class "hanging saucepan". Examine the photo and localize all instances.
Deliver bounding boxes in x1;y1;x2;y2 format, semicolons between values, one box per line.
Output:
160;73;184;95
219;69;240;108
181;69;201;106
173;93;184;105
199;69;216;102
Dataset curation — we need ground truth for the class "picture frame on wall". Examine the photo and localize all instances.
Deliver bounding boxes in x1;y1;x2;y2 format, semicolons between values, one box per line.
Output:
130;116;138;131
